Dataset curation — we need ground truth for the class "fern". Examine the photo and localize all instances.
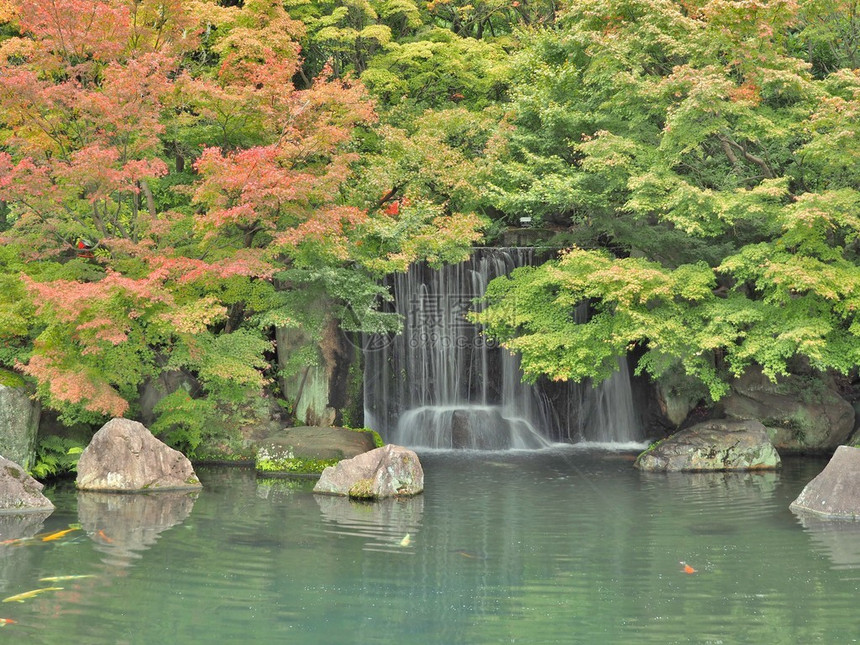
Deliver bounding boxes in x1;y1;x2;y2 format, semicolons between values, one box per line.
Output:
30;436;85;480
151;390;219;457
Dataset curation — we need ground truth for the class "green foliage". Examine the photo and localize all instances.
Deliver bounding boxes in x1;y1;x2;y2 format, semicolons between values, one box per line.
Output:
30;436;85;480
361;29;511;109
349;426;385;448
150;390;220;456
476;0;860;398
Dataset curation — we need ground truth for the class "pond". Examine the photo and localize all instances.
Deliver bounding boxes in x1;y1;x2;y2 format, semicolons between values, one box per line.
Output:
1;448;857;644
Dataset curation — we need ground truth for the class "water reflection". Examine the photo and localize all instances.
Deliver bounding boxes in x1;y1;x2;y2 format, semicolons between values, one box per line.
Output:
76;491;198;567
0;512;52;592
315;495;424;553
5;456;857;644
794;513;860;569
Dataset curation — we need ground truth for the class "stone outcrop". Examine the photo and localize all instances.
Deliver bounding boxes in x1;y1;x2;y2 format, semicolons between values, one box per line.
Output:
276;314;360;427
314;444;424;499
256;426;378;475
655;382;702;429
259;426;377;462
0;456;54;513
634;419;781;472
721;367;854;452
790;445;860;519
0;383;41;471
76;418;202;492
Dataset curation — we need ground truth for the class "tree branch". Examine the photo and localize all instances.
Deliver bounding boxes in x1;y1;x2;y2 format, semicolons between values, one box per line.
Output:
717;134;774;179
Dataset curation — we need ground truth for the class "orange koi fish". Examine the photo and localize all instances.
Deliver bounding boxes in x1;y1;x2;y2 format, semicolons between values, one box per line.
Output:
0;618;15;626
41;527;79;542
680;561;697;574
96;530;113;544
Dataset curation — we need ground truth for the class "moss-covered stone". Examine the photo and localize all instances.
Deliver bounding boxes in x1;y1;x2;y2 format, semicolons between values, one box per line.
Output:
0;369;26;389
256;453;340;476
635;419;781;472
347;478;376;499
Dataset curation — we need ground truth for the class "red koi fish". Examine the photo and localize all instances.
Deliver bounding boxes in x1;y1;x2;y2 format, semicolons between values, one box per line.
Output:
680;561;697;574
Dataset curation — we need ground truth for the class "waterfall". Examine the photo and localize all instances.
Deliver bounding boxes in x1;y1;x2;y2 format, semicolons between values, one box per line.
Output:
363;248;643;449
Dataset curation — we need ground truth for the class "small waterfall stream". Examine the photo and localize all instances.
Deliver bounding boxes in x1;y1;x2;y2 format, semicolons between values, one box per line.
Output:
363;248;642;449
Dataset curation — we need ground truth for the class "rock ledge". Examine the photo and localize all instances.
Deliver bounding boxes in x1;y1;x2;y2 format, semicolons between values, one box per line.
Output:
635;419;781;472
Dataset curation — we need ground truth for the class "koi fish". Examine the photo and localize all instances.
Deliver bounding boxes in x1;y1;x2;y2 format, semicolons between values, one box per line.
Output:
41;527;80;542
0;618;15;626
96;530;113;544
3;587;64;603
680;561;697;574
399;534;411;547
39;575;95;582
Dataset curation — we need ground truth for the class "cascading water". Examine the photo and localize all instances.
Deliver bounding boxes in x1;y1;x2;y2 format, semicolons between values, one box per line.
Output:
363;248;643;449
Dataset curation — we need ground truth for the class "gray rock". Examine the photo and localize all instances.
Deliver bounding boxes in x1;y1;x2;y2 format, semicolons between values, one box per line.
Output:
314;444;424;499
790;445;860;519
721;367;854;451
655;382;701;428
258;426;377;463
0;456;54;513
635;419;781;472
76;418;202;492
0;384;41;471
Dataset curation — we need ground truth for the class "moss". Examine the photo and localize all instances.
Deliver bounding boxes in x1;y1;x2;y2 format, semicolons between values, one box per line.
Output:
0;369;26;389
635;436;667;462
347;427;384;448
348;478;376;500
256;456;339;475
5;466;22;480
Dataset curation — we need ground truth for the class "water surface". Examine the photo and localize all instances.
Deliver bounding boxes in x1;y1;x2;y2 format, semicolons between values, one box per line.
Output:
1;449;857;644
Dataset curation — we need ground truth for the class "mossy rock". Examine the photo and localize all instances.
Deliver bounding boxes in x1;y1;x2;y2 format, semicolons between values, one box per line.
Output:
0;369;26;389
256;455;339;477
348;478;376;500
255;426;378;476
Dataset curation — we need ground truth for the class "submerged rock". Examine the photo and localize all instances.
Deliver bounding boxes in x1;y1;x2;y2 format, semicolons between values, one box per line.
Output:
76;418;202;492
634;419;781;472
790;445;860;519
314;444;423;499
0;456;54;513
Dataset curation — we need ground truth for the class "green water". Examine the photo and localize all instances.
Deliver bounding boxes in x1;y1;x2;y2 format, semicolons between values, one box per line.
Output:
0;448;857;644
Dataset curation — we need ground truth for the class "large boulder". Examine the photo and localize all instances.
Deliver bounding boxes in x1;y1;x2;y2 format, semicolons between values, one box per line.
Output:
790;445;860;519
721;367;854;452
256;426;378;475
314;444;423;499
0;456;54;513
0;383;41;471
635;419;781;472
259;426;377;462
76;418;202;492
